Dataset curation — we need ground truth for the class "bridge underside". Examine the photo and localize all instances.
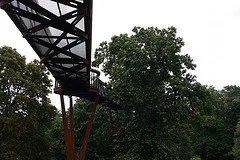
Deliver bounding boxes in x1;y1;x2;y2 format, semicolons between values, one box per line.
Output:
1;0;92;95
1;1;122;159
0;0;121;110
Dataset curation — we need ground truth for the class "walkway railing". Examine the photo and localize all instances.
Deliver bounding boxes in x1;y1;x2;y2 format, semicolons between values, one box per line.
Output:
90;68;107;96
54;68;107;97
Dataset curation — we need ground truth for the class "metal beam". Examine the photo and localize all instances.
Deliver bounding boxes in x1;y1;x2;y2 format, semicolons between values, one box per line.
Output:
32;38;87;63
79;94;99;160
48;58;84;64
0;0;13;9
40;14;84;62
17;0;88;39
59;88;71;160
69;96;76;160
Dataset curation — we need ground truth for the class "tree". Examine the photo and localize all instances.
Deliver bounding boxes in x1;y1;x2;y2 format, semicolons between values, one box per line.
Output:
0;46;56;160
222;86;240;159
233;120;240;159
189;85;240;160
74;99;114;159
47;113;66;160
222;86;240;128
190;84;229;160
93;27;197;159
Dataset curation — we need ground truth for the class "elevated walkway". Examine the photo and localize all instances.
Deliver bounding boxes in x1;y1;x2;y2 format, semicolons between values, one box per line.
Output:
0;0;120;110
54;68;121;110
0;1;122;159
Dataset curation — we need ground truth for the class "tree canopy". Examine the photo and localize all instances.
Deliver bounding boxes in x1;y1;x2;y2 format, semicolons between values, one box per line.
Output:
0;46;56;160
92;26;240;159
93;26;197;159
2;26;240;160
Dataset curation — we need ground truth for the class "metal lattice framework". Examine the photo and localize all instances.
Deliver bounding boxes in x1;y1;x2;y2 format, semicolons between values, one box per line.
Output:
1;0;93;96
0;1;121;159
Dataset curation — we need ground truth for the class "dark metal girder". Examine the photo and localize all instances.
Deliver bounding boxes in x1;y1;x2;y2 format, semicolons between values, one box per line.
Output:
55;75;88;83
69;0;87;8
49;64;87;76
23;10;82;37
63;65;87;78
51;63;87;76
24;9;86;37
52;70;86;78
32;37;88;64
29;35;78;40
42;39;88;65
83;0;93;78
51;0;87;9
9;7;48;36
55;70;87;76
41;14;84;62
17;0;88;39
48;57;84;64
0;0;13;9
11;8;87;40
50;65;78;75
46;39;83;58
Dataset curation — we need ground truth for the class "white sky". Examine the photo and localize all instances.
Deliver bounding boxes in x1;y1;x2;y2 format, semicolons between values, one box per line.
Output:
1;0;240;109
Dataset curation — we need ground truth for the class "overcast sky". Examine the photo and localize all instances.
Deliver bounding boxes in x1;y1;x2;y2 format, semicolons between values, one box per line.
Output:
1;0;240;108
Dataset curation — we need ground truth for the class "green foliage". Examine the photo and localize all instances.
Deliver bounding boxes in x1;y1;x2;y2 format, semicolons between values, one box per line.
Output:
74;99;114;159
223;86;240;159
233;121;240;159
0;46;56;160
92;26;240;160
43;26;240;160
47;113;66;160
222;86;240;127
191;85;228;159
190;85;240;160
93;27;197;159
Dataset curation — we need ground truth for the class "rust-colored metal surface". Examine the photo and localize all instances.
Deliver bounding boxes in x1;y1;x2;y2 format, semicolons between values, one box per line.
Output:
59;89;76;160
69;96;76;160
79;93;99;160
60;89;72;160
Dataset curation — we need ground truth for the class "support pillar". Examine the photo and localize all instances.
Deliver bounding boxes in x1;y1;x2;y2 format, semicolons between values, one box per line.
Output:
69;96;75;160
79;94;99;160
59;89;75;160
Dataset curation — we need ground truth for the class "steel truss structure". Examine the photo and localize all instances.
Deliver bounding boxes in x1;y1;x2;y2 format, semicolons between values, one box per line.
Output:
0;0;92;96
0;0;121;160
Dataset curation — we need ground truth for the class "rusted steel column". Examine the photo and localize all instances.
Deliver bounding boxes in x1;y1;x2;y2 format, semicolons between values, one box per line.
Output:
79;94;99;160
69;96;75;160
59;90;71;160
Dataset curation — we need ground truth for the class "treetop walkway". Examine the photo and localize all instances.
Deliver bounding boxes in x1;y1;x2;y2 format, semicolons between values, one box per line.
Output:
0;0;121;159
